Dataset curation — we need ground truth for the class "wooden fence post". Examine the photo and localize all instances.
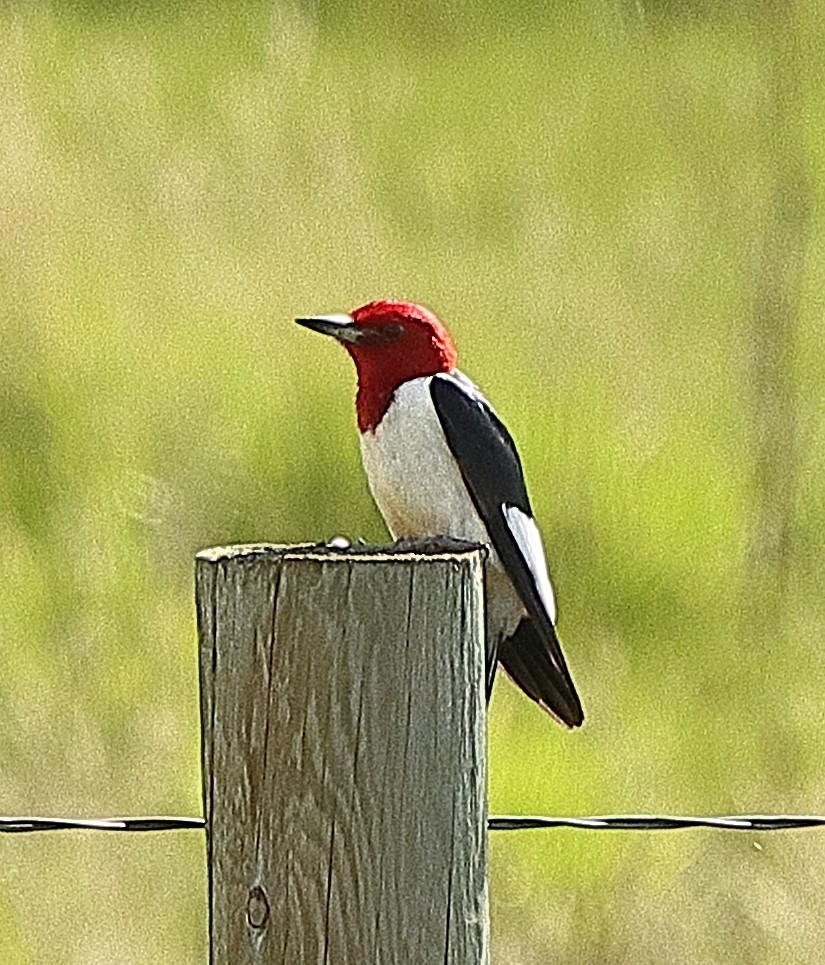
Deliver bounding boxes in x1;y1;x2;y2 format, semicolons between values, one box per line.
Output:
195;542;489;965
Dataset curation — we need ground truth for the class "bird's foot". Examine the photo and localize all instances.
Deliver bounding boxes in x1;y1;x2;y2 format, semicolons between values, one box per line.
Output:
391;534;486;555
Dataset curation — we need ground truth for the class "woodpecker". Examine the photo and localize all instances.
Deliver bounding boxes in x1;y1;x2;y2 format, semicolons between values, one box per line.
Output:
296;300;583;727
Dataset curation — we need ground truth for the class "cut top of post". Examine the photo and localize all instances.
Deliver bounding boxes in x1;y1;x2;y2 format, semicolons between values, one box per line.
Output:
195;536;487;564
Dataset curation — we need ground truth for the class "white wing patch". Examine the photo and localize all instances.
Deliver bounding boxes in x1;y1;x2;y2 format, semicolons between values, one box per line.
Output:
502;504;558;625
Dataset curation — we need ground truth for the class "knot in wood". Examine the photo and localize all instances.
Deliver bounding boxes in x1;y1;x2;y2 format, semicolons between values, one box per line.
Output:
246;885;270;930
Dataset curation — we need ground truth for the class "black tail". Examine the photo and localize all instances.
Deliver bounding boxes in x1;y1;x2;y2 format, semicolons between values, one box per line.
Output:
496;618;584;728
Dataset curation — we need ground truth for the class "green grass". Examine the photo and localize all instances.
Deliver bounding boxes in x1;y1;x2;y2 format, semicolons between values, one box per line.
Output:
1;1;825;961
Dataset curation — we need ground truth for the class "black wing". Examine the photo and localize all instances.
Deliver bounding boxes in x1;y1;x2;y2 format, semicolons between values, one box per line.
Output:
430;373;583;727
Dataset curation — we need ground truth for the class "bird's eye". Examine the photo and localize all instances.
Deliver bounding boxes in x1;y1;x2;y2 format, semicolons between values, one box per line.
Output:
360;323;405;345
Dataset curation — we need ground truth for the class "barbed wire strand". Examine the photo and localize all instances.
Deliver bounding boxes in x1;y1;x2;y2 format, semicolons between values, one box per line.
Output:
488;814;825;831
0;816;205;833
1;814;824;834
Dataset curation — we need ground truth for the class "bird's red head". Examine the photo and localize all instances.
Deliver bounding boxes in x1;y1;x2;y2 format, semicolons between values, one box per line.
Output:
297;300;458;432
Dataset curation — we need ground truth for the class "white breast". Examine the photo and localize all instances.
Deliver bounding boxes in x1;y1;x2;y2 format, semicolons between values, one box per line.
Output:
359;374;524;637
360;376;489;542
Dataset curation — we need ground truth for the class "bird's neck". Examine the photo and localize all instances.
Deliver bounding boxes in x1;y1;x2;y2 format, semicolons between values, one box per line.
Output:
355;364;455;433
355;375;397;433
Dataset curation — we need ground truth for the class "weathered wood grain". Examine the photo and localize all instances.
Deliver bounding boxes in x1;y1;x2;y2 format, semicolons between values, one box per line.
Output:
195;542;488;965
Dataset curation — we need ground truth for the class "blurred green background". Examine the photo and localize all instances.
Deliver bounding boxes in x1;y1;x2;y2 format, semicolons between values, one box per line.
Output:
1;0;823;961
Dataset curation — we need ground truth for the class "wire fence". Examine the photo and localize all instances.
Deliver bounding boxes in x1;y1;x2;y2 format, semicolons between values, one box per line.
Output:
3;813;824;833
488;813;825;831
0;816;205;833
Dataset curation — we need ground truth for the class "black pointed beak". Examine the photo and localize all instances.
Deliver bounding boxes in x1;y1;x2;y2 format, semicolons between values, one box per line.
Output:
295;314;363;344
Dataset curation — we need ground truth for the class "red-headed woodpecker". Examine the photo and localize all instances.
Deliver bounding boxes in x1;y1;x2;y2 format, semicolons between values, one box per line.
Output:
296;300;583;728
